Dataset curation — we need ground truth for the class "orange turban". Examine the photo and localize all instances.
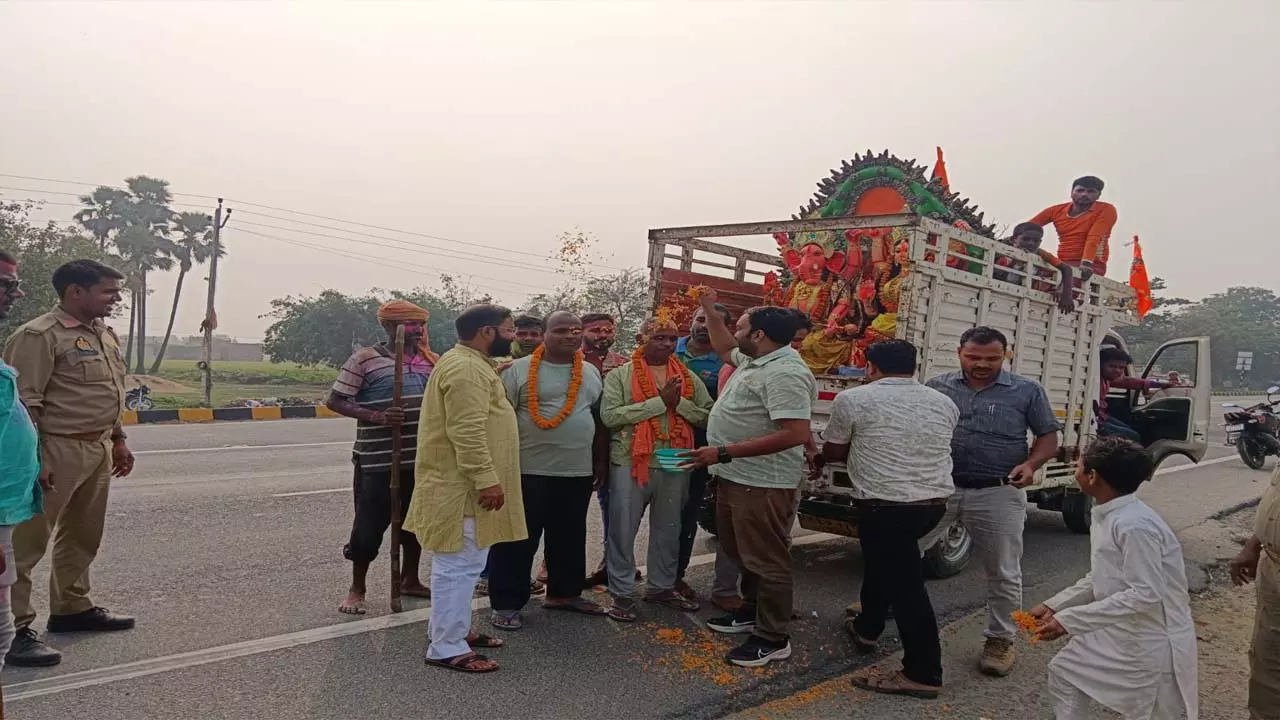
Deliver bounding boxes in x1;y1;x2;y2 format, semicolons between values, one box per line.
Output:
377;300;439;363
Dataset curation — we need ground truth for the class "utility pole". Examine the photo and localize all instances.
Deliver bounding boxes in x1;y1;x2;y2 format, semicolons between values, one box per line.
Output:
201;199;231;408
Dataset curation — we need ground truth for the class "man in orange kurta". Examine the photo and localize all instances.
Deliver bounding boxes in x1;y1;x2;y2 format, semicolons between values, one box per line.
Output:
1028;176;1117;279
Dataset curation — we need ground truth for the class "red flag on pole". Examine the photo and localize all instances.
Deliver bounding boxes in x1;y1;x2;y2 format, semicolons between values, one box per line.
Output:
1129;235;1153;319
931;146;950;193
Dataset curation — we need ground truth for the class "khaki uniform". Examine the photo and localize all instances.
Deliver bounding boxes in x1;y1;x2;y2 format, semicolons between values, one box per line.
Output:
2;307;126;630
1253;465;1280;719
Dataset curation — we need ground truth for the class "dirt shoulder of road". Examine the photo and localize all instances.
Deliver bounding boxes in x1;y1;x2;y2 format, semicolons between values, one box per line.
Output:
729;507;1260;720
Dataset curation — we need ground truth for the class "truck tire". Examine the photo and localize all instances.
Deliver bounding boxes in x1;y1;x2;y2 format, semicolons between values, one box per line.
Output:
922;520;972;579
1062;491;1094;534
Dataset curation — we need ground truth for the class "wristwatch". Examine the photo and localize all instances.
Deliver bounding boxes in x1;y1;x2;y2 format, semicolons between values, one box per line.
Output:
716;446;732;464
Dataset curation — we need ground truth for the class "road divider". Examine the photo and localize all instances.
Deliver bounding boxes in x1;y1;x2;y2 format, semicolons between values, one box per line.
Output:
122;405;344;425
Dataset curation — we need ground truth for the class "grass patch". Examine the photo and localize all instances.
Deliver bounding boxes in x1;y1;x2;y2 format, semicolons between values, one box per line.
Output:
153;360;337;386
151;383;332;410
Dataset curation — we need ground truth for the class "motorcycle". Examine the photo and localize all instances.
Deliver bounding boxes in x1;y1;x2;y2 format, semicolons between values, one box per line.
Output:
1222;385;1280;470
125;384;155;412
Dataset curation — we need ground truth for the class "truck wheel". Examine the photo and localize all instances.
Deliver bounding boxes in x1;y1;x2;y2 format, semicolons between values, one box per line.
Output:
922;521;972;579
1062;491;1094;534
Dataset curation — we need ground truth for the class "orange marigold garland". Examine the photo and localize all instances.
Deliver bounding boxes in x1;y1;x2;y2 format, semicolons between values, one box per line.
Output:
527;345;585;430
631;346;694;441
1011;610;1041;645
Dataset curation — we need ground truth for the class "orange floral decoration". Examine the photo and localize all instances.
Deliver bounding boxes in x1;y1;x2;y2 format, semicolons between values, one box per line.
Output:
631;346;694;441
527;345;585;430
1011;610;1041;645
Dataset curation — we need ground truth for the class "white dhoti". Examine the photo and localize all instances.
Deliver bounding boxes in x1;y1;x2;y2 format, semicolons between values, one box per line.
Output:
427;517;489;661
1047;650;1186;719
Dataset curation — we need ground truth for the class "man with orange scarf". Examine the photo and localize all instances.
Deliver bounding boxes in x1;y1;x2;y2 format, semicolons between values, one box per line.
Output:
328;299;439;615
599;317;713;622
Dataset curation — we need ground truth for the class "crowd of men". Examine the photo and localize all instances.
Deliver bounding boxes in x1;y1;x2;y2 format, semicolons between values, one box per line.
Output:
0;224;1274;717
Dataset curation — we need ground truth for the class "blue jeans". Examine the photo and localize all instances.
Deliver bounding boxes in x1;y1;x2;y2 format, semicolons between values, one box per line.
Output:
1099;415;1142;442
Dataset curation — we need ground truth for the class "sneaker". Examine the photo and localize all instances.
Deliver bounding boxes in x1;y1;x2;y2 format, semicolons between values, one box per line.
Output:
47;607;135;633
5;628;62;667
979;637;1016;676
725;635;792;668
706;607;756;635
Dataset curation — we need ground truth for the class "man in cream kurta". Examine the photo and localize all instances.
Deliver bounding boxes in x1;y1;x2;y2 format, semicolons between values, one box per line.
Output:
1041;492;1198;719
403;305;525;672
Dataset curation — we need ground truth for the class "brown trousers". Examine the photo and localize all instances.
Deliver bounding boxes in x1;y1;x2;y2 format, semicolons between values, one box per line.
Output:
715;479;797;643
1252;551;1280;719
12;435;113;629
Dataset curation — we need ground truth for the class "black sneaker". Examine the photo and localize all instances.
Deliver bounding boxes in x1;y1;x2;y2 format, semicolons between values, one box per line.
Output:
706;606;756;635
47;607;136;633
5;627;62;667
725;635;792;668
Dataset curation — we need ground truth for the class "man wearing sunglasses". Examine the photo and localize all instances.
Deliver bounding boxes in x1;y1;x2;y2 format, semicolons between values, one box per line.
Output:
329;300;439;615
0;251;42;671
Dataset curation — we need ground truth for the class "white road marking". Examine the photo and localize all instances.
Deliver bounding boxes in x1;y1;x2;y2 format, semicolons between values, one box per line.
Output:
273;488;349;498
2;531;838;703
1154;454;1237;476
134;441;348;456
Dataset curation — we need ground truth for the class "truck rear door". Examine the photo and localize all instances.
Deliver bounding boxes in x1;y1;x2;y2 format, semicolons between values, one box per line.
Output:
1134;336;1212;464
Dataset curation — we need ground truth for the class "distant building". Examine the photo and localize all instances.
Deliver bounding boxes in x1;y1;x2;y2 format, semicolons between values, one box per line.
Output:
121;335;265;363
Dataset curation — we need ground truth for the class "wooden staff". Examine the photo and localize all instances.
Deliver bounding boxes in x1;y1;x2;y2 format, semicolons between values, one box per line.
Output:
389;324;406;613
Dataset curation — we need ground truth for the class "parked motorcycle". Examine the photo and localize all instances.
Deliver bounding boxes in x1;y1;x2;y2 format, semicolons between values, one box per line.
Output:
125;384;155;412
1222;385;1280;470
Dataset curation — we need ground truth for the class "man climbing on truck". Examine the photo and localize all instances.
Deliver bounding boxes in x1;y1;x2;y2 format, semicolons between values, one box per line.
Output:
1028;175;1117;280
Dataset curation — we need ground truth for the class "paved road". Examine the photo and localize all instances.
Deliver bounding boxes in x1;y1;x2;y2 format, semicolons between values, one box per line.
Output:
3;407;1270;720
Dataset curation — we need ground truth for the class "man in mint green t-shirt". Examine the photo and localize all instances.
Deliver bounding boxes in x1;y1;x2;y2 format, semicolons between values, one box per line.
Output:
0;251;42;669
489;311;606;629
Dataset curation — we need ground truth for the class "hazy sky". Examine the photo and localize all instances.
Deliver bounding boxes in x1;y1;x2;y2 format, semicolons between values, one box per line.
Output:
2;1;1277;340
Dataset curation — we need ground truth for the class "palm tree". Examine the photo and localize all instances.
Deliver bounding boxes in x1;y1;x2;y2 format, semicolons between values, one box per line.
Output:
150;212;220;373
115;226;178;373
74;187;130;250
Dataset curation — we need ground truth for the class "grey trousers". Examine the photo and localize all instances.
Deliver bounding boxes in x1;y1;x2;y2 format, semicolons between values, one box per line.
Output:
933;485;1027;640
606;464;688;600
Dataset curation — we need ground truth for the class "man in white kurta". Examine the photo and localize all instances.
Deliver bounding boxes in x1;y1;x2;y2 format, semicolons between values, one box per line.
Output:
1041;492;1198;719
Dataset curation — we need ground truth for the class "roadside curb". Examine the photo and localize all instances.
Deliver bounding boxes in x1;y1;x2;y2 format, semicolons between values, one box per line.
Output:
122;405;342;425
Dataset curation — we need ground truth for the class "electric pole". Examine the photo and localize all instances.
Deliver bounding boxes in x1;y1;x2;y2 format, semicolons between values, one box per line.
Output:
201;199;231;408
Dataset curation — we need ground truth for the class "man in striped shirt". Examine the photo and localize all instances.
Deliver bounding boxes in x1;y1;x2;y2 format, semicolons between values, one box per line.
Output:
328;301;438;615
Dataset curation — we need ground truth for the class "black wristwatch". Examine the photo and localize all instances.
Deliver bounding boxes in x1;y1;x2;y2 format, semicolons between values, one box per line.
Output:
717;446;732;464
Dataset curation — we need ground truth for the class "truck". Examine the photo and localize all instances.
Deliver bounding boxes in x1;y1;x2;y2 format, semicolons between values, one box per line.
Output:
648;211;1212;578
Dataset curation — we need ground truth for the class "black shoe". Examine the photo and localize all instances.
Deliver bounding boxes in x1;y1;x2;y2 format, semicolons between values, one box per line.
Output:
47;607;136;633
5;627;62;667
706;606;756;635
725;635;792;667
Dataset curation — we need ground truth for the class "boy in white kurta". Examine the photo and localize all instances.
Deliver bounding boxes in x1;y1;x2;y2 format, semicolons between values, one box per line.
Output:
1032;437;1198;720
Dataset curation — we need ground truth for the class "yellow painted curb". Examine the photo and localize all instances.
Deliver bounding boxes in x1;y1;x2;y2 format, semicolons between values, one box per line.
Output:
122;410;139;426
251;406;283;421
177;408;216;423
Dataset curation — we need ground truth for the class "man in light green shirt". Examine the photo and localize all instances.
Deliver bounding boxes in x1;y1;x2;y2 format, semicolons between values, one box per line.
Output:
683;292;814;669
489;312;606;627
600;319;713;622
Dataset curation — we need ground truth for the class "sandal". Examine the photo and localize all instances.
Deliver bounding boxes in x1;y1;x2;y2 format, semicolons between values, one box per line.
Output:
467;633;504;649
530;580;547;597
543;597;607;616
843;615;879;654
608;599;638;623
644;590;700;612
490;610;523;631
851;670;940;699
425;652;498;674
474;579;489;597
674;580;698;601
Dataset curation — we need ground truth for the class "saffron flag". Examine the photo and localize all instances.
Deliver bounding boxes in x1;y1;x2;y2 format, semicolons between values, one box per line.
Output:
931;146;950;193
1129;235;1153;319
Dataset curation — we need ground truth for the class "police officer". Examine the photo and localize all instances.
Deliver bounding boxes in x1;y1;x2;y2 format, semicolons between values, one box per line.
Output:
2;259;136;667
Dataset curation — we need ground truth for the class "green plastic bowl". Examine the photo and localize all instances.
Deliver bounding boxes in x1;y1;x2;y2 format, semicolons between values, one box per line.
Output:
654;448;687;470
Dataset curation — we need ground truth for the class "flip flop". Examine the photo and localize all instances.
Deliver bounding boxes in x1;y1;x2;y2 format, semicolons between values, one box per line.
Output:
425;652;498;674
490;610;523;631
401;585;432;599
543;597;607;616
843;615;879;653
644;591;701;612
608;600;638;623
467;633;504;649
851;671;940;699
338;596;367;615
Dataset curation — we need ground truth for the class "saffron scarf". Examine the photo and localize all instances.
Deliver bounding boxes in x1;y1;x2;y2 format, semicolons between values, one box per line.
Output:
629;350;694;486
